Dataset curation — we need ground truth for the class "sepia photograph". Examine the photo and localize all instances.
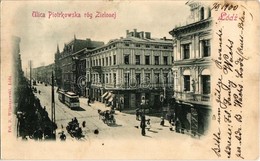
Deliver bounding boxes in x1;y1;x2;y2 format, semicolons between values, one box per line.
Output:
1;0;259;160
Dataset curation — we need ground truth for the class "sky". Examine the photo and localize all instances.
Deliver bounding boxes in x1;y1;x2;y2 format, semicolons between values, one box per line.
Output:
4;1;191;70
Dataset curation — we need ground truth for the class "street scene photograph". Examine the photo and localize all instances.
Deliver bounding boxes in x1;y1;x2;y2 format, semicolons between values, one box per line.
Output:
11;0;212;142
2;0;260;159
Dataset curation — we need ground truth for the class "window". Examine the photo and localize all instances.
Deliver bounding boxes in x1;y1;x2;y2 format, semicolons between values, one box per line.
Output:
155;45;159;48
163;56;168;65
172;56;174;63
202;40;211;57
124;55;129;64
202;75;210;94
145;73;151;83
109;56;112;65
101;74;105;83
105;74;108;83
146;45;150;48
106;57;108;66
102;58;104;66
124;73;130;87
113;73;116;87
136;73;141;85
183;44;190;59
136;44;140;47
200;7;204;20
113;55;116;65
145;56;150;65
163;46;168;49
155;73;160;85
154;56;159;65
135;55;140;65
125;43;129;47
184;75;190;91
163;73;168;85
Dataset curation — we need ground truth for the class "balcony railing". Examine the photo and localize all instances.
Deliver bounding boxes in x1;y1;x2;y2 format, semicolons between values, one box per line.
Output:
118;83;173;89
174;91;211;104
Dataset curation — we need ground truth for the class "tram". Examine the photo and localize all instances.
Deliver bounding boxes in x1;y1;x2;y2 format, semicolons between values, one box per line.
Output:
58;91;80;109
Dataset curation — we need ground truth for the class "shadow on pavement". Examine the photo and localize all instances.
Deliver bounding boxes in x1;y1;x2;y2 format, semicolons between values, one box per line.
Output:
147;129;158;133
143;135;152;138
109;124;123;127
73;107;86;111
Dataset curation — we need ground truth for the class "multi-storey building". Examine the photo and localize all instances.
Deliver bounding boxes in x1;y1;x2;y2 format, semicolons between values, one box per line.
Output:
33;63;55;84
169;1;212;135
12;36;23;114
55;36;104;96
85;29;173;111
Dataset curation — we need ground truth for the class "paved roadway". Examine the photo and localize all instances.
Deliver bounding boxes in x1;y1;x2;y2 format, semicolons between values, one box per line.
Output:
34;83;192;142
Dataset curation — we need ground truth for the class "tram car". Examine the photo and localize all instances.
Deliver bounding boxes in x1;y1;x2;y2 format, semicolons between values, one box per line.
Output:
58;91;80;109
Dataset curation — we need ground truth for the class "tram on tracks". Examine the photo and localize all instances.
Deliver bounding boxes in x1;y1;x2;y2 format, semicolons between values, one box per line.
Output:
58;90;80;109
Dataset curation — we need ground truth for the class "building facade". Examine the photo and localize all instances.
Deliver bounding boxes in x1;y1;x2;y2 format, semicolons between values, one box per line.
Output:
169;1;212;135
33;63;55;84
85;29;173;112
54;36;104;96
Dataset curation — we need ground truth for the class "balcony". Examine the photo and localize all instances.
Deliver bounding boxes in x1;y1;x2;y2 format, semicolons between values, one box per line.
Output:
174;91;211;106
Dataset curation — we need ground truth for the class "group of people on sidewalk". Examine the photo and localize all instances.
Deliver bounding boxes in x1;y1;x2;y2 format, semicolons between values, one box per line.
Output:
136;109;187;136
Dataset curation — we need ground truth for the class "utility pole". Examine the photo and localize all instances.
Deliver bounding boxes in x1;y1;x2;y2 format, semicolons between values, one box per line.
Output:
51;71;56;139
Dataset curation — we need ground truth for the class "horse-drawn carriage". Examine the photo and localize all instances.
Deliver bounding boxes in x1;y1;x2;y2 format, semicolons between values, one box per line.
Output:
66;118;84;139
98;109;116;126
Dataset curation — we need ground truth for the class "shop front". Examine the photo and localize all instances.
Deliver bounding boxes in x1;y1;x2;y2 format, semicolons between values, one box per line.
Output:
174;101;211;136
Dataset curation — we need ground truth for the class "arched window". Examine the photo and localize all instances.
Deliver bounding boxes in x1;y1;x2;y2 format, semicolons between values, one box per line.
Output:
183;69;191;92
201;69;210;94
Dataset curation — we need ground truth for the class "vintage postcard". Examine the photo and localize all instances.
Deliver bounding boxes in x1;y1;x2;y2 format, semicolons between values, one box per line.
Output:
1;0;259;160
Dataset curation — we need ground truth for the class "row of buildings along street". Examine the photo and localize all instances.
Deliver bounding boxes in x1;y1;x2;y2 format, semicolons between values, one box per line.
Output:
15;1;212;141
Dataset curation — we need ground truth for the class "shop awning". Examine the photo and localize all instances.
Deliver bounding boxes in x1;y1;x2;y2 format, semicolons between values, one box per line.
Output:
101;92;109;98
108;94;115;102
105;92;112;99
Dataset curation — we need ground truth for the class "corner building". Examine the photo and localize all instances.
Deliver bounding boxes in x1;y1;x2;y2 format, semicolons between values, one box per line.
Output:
85;29;173;112
169;1;212;135
55;36;104;95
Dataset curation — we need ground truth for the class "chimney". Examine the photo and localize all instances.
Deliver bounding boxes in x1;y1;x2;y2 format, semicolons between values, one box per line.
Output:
126;30;129;37
134;29;137;37
140;31;144;39
145;32;151;39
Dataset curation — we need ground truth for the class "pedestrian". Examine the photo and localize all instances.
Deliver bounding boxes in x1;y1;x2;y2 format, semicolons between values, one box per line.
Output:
60;131;66;141
87;98;91;106
160;117;165;126
140;115;146;136
169;119;175;131
175;119;180;133
136;110;140;121
82;121;86;128
146;119;151;131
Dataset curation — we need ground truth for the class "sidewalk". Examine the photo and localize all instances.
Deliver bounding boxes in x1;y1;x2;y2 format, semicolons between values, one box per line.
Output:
79;97;112;112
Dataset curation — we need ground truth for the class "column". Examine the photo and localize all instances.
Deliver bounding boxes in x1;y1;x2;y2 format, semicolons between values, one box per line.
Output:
192;35;195;59
177;40;181;60
195;35;199;58
151;69;154;87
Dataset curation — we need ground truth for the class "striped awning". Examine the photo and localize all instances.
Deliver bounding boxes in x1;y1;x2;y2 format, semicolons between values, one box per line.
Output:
101;92;109;98
105;92;112;99
108;94;115;102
